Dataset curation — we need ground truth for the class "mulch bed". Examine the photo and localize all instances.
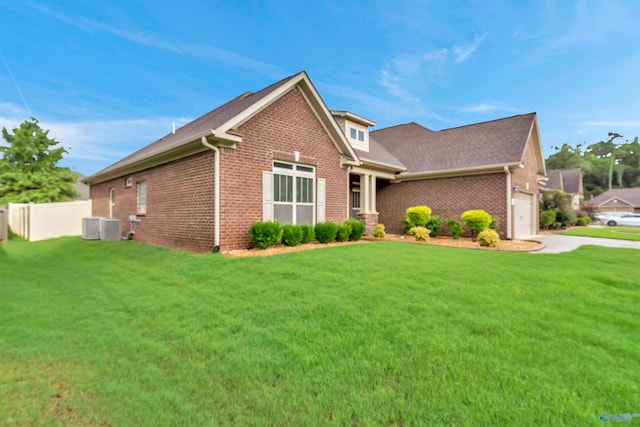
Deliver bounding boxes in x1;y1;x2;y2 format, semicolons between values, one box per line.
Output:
223;234;543;257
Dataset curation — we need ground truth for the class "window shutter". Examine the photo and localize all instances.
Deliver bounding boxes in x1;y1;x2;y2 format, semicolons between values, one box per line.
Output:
263;171;273;221
317;178;326;222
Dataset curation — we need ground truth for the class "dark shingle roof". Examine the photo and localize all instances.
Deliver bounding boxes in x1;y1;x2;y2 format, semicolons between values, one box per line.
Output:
546;168;582;194
589;188;640;207
371;113;536;174
87;74;298;182
355;136;406;171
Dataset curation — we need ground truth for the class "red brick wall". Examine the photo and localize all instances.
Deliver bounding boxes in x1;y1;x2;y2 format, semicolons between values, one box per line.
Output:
220;86;348;250
376;173;508;237
90;153;216;252
90;86;348;252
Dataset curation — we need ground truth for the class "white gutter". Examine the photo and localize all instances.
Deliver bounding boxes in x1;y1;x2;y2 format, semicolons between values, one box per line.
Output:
394;162;521;182
504;166;512;240
201;136;221;252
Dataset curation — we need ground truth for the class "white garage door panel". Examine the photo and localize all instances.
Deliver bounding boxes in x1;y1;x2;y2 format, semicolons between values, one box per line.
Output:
514;193;534;239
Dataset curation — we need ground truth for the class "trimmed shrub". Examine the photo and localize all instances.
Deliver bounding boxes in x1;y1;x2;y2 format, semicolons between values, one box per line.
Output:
281;224;303;247
315;222;338;244
335;223;352;242
478;229;500;248
403;206;432;233
540;210;556;229
344;218;365;241
447;219;463;239
556;208;577;226
300;224;315;244
575;217;590;226
373;223;386;238
249;221;283;249
409;226;430;241
489;216;499;230
461;209;492;241
426;215;442;237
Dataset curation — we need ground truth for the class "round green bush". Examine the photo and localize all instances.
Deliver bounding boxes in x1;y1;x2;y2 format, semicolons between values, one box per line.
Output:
373;223;386;238
462;209;492;240
335;223;352;242
426;215;442;237
409;226;430;241
478;229;500;247
575;217;590;226
403;205;432;233
281;224;303;246
447;218;463;239
249;221;283;249
344;219;365;241
540;210;556;229
300;224;315;244
315;222;338;244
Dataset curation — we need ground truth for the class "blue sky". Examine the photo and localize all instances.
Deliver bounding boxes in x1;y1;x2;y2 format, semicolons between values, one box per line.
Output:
1;1;639;176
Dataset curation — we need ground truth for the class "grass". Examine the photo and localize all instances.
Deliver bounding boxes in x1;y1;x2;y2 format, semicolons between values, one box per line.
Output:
560;225;640;241
1;237;638;425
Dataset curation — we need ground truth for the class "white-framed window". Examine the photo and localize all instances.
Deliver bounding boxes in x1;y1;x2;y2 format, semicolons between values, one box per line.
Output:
273;161;314;224
349;127;365;142
352;189;361;210
125;177;133;187
137;181;147;214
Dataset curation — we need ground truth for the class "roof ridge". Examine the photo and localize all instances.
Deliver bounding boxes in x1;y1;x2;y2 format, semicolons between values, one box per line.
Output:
372;121;432;133
439;112;536;132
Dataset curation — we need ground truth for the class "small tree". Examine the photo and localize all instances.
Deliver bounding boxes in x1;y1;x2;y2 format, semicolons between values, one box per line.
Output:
0;117;78;205
461;209;492;241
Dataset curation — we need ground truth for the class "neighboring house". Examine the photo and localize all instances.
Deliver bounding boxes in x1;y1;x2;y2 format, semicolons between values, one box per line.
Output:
545;168;583;210
86;72;547;253
584;188;640;214
75;173;90;200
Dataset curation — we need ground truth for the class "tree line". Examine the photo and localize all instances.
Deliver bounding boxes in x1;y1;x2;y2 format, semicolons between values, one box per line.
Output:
546;132;640;198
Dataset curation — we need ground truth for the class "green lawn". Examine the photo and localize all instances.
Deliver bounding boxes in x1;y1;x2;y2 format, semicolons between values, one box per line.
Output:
560;225;640;241
1;238;638;426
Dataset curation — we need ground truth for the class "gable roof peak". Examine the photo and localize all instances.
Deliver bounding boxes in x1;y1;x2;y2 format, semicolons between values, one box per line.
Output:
86;70;360;184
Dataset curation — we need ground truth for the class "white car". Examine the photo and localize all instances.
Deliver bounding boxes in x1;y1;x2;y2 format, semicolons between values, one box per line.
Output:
598;213;640;227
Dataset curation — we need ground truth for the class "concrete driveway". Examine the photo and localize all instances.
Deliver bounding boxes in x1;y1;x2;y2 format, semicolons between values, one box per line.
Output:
530;233;640;254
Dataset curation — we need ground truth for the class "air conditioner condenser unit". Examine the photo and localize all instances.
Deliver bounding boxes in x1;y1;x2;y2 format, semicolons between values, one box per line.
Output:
100;218;121;241
82;217;103;240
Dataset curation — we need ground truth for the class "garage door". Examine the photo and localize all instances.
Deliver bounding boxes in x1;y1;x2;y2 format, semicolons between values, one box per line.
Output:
514;193;534;239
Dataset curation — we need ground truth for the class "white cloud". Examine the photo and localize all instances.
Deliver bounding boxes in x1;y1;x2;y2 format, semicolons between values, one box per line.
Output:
377;69;415;103
453;34;487;63
0;103;191;172
583;121;640;128
423;48;449;74
459;103;516;113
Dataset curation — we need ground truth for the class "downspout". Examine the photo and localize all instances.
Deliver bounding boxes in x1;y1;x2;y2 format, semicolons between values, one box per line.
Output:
504;166;512;240
201;136;221;252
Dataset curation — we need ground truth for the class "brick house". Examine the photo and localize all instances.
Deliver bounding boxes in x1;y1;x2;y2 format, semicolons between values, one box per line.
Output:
584;188;640;214
86;72;547;252
545;168;584;210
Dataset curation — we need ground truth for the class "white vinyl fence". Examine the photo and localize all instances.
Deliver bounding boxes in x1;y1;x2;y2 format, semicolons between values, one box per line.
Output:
8;200;92;241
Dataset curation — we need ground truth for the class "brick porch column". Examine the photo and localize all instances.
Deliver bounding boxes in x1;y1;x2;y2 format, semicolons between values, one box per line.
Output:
358;212;379;236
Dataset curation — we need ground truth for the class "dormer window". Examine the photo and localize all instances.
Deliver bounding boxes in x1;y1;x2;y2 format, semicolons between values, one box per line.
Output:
331;110;375;153
350;128;365;142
